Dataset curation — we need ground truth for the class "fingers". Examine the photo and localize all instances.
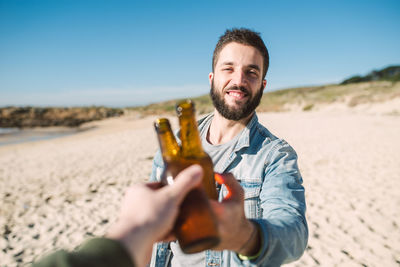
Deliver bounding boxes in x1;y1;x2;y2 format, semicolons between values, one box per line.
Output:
146;181;164;190
161;164;203;204
214;173;244;201
159;233;177;243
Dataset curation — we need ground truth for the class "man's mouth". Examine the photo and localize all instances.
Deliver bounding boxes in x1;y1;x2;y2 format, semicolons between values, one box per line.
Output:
226;89;248;100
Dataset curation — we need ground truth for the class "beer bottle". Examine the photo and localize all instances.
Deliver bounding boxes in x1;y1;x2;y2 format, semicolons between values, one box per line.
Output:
176;100;219;200
154;118;220;254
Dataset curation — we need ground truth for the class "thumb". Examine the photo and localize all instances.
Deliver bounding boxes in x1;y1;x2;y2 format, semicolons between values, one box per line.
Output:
162;164;203;204
215;173;244;201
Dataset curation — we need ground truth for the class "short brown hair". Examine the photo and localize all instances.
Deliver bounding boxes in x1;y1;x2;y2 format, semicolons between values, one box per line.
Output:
212;28;269;79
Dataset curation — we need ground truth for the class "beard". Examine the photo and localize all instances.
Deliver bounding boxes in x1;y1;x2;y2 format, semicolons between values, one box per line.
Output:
210;81;264;121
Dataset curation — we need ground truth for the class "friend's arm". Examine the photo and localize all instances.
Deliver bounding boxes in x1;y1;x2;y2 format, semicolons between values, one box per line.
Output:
33;165;203;267
32;238;134;267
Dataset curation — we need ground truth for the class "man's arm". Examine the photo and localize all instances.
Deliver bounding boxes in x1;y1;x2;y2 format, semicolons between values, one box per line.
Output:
210;141;308;266
244;141;308;266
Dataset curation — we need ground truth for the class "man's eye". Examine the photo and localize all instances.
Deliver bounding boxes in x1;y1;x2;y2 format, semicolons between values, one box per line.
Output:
248;70;258;77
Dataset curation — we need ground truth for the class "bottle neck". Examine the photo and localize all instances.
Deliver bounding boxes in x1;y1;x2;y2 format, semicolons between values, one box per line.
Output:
159;131;180;160
179;113;205;157
155;120;180;161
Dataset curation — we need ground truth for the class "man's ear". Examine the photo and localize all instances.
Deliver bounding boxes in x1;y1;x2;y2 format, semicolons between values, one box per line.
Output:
262;79;267;92
209;72;214;86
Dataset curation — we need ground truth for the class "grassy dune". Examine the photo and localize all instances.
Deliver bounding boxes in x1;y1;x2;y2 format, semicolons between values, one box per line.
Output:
128;81;400;115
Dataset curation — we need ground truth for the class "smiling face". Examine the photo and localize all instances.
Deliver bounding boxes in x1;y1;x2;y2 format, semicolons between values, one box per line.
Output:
209;42;267;121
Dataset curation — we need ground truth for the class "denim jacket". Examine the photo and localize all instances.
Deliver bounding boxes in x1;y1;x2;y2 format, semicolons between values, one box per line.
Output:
149;113;308;267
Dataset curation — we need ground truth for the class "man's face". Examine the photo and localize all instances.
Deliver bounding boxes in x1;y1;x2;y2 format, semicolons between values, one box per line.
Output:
209;42;267;121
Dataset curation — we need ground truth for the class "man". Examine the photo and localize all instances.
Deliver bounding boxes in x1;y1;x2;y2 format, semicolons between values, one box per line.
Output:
150;28;308;266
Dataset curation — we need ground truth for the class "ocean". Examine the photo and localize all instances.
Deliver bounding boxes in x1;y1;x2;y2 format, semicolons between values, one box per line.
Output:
0;128;19;135
0;127;82;146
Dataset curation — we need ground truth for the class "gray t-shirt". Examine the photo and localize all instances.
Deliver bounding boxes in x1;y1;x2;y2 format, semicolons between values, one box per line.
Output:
200;120;242;174
170;116;243;267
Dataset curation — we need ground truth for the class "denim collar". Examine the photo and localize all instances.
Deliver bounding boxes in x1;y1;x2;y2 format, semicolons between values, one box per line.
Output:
199;112;258;151
235;112;258;152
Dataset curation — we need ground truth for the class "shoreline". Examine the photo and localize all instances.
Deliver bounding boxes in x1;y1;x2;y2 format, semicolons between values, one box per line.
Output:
0;125;96;147
1;95;399;148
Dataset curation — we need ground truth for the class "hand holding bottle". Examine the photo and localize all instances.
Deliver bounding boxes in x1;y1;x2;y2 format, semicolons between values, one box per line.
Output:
107;165;203;267
210;173;261;256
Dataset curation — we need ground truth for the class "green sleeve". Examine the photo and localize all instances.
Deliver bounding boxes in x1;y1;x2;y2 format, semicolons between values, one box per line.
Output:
32;237;135;267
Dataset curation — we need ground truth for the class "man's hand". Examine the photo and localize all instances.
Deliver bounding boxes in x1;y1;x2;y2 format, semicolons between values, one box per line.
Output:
107;165;203;267
210;173;261;256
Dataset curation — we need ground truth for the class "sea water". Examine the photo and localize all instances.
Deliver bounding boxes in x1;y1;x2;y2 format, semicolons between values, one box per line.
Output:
0;128;19;135
0;127;81;146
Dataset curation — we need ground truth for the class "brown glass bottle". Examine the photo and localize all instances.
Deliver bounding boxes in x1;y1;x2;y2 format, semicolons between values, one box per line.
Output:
176;100;219;200
154;118;220;254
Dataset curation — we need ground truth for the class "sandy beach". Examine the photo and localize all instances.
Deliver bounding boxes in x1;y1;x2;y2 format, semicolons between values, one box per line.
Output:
1;107;399;266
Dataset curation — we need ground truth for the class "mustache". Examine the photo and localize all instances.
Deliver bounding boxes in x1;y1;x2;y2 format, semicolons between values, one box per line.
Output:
225;86;250;95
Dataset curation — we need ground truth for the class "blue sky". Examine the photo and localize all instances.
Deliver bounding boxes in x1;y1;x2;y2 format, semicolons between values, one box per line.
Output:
1;0;399;107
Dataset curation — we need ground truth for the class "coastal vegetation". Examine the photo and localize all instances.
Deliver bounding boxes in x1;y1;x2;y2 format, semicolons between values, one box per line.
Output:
341;65;400;84
0;107;123;128
130;80;400;114
1;65;399;127
130;65;400;114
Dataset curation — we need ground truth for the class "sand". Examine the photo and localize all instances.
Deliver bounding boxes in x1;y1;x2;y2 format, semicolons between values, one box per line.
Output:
0;108;399;266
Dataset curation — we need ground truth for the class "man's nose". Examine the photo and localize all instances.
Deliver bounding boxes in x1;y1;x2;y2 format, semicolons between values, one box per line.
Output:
231;70;247;87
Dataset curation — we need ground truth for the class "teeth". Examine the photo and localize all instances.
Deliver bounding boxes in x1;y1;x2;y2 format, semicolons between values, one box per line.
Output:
228;91;244;98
